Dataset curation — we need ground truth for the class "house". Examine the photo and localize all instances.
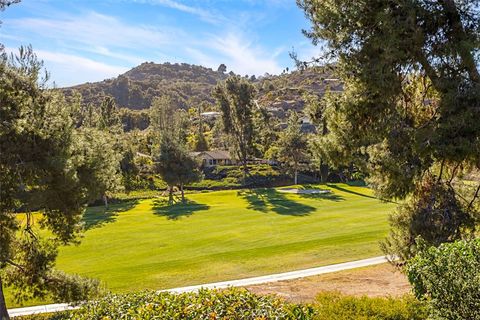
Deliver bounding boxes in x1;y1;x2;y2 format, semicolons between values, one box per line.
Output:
200;111;221;120
190;150;235;167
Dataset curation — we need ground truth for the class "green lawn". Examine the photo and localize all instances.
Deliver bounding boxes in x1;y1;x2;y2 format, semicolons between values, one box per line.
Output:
7;184;395;308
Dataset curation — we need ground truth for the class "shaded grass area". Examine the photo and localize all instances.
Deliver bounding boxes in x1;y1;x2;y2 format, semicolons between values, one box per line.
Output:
83;201;139;230
152;199;210;220
7;184;395;308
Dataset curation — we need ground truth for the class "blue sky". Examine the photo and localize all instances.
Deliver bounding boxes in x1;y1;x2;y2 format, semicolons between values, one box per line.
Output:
0;0;318;87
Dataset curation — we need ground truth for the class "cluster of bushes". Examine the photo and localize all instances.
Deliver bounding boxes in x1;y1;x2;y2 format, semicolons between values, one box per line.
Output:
113;165;297;198
407;238;480;319
17;289;426;320
197;164;294;189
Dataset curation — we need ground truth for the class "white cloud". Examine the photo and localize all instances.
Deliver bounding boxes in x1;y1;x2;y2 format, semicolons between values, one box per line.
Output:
130;0;223;24
6;47;129;87
89;46;144;66
5;11;178;55
292;40;329;65
204;32;283;76
3;7;286;85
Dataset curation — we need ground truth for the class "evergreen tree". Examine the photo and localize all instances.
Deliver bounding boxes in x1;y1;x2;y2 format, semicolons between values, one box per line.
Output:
277;111;309;185
213;76;256;180
149;96;186;142
98;96;121;133
252;106;278;159
217;64;227;74
298;0;480;260
303;93;329;182
0;47;113;319
154;135;202;204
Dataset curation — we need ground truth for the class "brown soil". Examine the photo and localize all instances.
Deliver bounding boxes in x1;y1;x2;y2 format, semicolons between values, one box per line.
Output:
245;263;411;303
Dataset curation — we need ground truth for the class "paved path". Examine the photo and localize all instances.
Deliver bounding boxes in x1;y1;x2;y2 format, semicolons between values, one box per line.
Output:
8;256;387;318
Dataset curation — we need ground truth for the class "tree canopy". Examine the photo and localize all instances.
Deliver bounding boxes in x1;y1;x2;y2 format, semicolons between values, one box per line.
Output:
277;111;309;185
0;46;123;318
214;76;256;177
298;0;480;259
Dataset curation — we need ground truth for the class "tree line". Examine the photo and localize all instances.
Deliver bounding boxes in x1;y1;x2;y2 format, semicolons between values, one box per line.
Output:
1;0;480;318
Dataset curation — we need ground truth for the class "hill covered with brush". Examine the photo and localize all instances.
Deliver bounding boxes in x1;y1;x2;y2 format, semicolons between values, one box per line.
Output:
63;62;341;117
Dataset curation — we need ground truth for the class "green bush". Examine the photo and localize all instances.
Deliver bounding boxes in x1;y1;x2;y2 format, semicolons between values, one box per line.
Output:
16;290;428;320
15;312;68;320
189;178;240;189
311;292;426;320
407;239;480;320
51;289;297;320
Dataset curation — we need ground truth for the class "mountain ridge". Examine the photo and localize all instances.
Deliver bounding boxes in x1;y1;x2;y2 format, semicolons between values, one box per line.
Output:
63;61;341;116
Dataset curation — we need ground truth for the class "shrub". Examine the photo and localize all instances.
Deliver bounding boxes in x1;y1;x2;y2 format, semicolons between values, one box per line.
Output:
16;290;428;320
407;239;480;320
53;289;298;320
15;312;68;320
310;292;426;320
381;177;475;263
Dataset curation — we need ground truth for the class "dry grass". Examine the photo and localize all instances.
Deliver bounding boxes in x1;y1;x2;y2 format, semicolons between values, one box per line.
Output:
246;263;411;302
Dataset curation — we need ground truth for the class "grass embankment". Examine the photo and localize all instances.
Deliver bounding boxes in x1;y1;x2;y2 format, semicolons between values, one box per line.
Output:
7;184;395;308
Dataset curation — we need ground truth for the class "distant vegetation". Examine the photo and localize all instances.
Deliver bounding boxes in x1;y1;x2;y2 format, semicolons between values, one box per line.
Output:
64;62;228;110
63;62;339;119
2;0;479;318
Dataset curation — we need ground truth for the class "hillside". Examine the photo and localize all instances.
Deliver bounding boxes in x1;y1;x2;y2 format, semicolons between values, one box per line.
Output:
64;62;228;110
63;62;342;116
256;67;342;118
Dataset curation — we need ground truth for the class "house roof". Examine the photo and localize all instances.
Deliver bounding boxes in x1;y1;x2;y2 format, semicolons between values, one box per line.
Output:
190;150;232;160
200;111;221;118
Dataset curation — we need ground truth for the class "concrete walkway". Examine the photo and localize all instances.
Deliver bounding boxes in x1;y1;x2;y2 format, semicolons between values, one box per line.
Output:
8;256;388;318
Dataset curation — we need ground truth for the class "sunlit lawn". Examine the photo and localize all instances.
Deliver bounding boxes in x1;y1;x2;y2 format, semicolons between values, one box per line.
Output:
7;184;395;308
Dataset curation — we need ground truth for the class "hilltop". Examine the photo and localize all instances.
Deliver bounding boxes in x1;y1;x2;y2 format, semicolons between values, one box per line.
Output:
63;62;341;116
63;62;228;110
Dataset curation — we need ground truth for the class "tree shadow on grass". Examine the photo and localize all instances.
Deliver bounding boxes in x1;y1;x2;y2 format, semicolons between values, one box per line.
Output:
326;183;379;200
152;199;210;220
237;188;316;216
298;192;345;202
83;200;139;230
326;184;397;204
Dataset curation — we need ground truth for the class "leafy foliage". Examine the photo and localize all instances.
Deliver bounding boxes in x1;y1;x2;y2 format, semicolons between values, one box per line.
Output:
297;0;480;259
276;111;310;184
0;46;115;317
64;62;229;110
381;176;476;262
154;135;202;203
16;290;427;320
214;76;256;175
59;289;295;320
407;239;480;319
311;292;427;320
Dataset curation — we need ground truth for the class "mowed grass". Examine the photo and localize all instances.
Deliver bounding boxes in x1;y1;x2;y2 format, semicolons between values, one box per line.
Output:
7;184;395;307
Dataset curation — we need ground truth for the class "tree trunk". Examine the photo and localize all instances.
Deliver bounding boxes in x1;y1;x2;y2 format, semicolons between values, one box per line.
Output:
180;184;185;204
168;186;173;205
320;161;329;183
242;160;248;186
103;194;109;210
0;277;10;320
294;169;298;185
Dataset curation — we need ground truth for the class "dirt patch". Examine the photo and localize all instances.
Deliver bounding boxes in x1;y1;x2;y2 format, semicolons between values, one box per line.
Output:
245;263;411;303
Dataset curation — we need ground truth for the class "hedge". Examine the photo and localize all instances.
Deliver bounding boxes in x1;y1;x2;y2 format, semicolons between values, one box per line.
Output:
15;289;426;320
